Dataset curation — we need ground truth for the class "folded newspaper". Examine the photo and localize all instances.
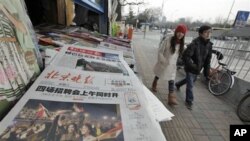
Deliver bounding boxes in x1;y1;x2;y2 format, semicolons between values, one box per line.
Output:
0;46;172;141
143;85;174;122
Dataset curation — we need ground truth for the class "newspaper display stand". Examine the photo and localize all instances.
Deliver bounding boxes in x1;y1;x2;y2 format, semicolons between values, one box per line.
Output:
0;45;173;141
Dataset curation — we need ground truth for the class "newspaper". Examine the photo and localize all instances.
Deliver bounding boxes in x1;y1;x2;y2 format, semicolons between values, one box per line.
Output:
44;49;59;67
143;85;174;122
51;45;130;76
98;42;136;69
99;42;135;61
0;47;167;141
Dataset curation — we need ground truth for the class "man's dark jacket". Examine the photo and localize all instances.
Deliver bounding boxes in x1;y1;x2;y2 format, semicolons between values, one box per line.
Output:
183;36;213;77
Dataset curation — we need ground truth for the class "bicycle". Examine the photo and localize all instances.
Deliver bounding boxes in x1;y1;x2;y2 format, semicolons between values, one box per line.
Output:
208;53;236;96
237;89;250;122
176;49;236;96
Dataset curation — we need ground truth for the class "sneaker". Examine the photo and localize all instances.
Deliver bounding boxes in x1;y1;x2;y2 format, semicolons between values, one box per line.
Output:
185;102;193;110
175;84;180;91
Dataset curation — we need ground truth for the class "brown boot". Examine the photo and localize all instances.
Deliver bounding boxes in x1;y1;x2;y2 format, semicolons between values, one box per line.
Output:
168;92;178;105
151;77;158;92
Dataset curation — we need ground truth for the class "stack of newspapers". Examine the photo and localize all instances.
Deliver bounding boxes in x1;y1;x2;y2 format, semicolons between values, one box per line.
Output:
0;45;174;141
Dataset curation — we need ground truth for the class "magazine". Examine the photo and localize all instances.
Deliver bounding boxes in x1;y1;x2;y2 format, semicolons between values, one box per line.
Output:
0;0;41;118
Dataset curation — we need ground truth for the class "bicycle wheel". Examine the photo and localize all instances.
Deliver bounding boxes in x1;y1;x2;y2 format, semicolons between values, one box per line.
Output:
237;93;250;122
208;71;232;96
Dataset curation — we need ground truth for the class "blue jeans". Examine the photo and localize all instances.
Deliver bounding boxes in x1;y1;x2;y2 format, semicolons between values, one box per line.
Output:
176;72;197;104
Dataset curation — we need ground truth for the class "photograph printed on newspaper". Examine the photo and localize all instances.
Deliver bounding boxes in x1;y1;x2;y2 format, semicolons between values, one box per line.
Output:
0;64;166;141
98;42;134;60
50;45;130;76
0;99;123;141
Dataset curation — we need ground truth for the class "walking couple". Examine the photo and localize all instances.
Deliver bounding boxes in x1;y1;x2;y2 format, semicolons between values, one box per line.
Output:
152;24;213;110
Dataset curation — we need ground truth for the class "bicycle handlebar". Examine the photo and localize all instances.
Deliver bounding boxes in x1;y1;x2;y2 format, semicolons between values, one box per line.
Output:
212;49;224;60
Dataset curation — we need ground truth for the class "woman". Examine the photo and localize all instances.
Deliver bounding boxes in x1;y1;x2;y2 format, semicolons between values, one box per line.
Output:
46;115;67;141
79;123;96;141
152;24;187;105
60;123;79;141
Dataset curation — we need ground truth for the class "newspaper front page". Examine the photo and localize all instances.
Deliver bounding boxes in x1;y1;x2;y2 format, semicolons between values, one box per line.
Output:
0;46;167;141
98;42;135;66
51;45;130;76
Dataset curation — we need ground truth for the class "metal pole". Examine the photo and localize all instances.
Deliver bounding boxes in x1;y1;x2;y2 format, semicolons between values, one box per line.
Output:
143;25;146;39
161;0;164;32
136;20;138;30
224;0;235;28
136;2;139;31
243;52;250;79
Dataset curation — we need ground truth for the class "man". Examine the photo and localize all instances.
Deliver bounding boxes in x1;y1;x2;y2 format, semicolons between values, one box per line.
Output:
175;25;213;110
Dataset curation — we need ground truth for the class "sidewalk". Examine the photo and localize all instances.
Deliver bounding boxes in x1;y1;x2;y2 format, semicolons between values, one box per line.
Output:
132;32;244;141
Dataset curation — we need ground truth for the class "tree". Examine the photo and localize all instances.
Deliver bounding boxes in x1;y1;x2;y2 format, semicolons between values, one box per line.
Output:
125;6;135;24
137;7;162;25
162;16;167;23
149;7;162;25
116;0;145;21
120;0;144;6
173;17;193;29
215;16;224;25
213;16;229;27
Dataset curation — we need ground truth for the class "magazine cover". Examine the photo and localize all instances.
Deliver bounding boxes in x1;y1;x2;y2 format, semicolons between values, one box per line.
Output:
51;45;130;76
0;0;41;118
0;66;166;141
0;0;41;74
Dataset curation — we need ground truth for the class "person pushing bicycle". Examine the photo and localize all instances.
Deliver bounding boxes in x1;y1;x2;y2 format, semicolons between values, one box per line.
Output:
175;25;213;110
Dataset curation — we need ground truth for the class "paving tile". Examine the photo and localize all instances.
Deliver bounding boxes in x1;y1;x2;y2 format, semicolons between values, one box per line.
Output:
209;118;227;125
164;127;194;141
199;122;215;129
225;117;244;125
171;116;189;128
208;135;225;141
195;117;212;123
193;135;210;141
204;129;221;136
164;119;176;128
208;111;228;119
197;103;209;110
163;128;181;141
190;128;206;135
192;112;208;119
190;119;201;128
218;129;230;141
213;123;230;130
178;128;194;141
177;111;194;118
